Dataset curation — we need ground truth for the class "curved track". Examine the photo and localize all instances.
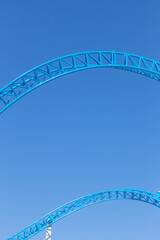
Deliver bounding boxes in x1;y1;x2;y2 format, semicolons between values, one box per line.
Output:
1;51;160;114
7;189;160;240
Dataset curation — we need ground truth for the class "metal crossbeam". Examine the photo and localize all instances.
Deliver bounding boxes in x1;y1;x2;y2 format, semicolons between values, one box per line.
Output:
7;189;160;240
1;51;160;114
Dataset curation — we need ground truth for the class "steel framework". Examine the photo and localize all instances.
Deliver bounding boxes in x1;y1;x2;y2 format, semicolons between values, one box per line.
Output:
7;189;160;240
1;51;160;114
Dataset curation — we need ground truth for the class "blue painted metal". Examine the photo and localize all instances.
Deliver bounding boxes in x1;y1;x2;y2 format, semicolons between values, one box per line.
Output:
1;51;160;114
7;189;160;240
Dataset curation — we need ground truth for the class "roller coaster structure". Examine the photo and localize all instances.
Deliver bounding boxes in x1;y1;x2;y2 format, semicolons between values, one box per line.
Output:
7;189;160;240
1;51;160;114
3;52;160;239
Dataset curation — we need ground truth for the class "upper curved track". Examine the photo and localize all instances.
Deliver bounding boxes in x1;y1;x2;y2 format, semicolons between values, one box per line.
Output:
1;51;160;114
7;189;160;240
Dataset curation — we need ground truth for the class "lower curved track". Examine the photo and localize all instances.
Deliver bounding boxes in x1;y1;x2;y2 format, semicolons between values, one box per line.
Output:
1;51;160;114
7;189;160;240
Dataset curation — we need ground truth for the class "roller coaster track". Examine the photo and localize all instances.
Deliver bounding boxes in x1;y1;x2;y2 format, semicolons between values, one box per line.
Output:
1;51;160;114
7;189;160;240
3;53;160;239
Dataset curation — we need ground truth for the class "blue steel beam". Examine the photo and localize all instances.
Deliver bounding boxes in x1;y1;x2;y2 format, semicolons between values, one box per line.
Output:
1;51;160;114
7;189;160;240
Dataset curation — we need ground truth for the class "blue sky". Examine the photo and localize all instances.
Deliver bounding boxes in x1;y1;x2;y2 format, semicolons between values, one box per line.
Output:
1;0;160;239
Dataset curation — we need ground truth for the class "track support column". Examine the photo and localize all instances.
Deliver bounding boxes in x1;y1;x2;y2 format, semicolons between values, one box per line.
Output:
44;225;52;240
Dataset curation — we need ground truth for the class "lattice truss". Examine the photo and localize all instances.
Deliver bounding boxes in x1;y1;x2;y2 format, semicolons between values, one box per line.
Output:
7;189;160;240
1;51;160;114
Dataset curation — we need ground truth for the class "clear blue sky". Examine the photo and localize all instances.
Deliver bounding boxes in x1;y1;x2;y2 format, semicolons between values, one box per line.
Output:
1;0;160;239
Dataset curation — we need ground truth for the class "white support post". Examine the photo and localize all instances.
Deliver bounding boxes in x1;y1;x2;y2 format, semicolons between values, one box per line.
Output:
44;225;52;240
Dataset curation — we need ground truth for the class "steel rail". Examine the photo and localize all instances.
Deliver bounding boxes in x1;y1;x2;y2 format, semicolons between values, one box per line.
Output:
1;51;160;114
7;189;160;240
